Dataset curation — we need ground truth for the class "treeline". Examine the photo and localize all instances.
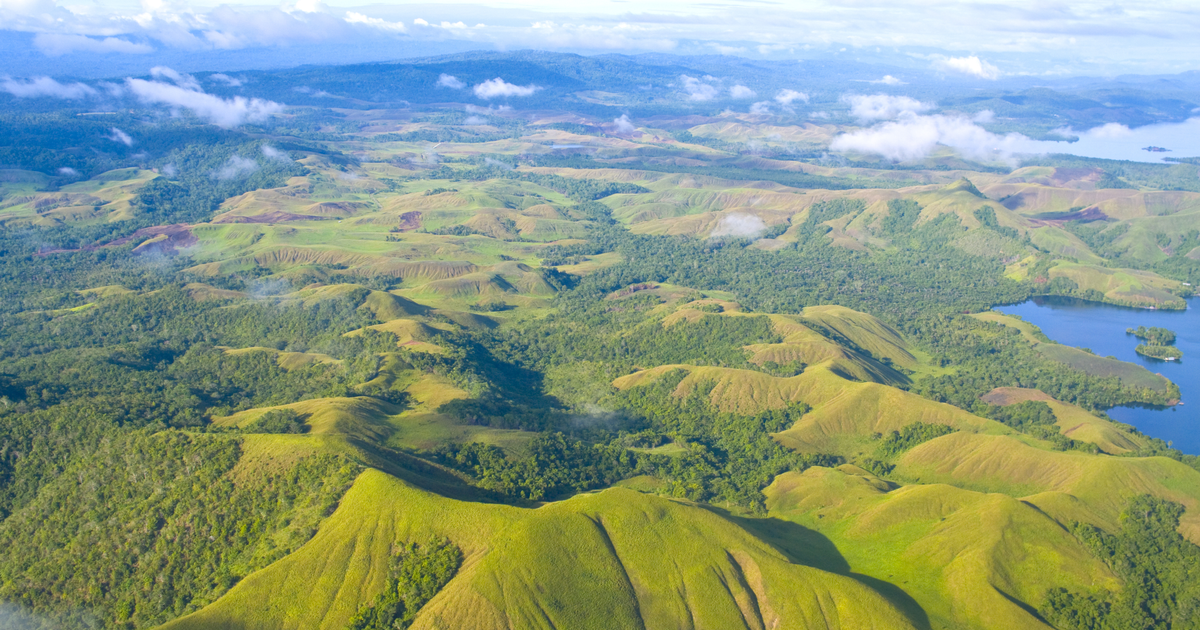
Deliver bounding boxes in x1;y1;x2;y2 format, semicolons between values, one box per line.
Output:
433;371;834;510
1043;495;1200;630
0;423;359;629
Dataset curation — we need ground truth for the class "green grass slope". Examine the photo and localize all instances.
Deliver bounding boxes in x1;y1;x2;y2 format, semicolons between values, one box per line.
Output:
765;466;1118;630
163;473;921;630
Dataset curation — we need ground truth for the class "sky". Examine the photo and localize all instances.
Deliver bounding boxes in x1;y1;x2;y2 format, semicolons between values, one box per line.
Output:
0;0;1196;77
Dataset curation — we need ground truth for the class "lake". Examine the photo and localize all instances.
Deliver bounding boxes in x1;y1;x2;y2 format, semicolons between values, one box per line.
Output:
996;296;1198;454
1022;117;1200;163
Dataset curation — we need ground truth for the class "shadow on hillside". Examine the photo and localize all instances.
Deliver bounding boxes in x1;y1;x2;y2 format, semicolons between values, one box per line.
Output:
714;509;933;630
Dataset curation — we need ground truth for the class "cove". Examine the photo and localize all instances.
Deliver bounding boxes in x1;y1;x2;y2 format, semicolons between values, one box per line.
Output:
995;296;1198;454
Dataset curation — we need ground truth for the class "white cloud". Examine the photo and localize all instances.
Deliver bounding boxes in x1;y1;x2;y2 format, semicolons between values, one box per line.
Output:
344;11;406;32
775;89;807;105
1085;122;1132;138
730;84;756;99
0;76;96;99
971;109;995;123
528;20;675;51
208;73;243;87
151;66;199;90
57;167;79;176
107;127;133;146
932;55;1001;80
680;75;718;101
612;113;636;134
844;93;933;121
438;74;465;89
260;145;290;160
465;104;510;114
212;155;259;180
871;75;906;85
473;77;540;99
126;76;284;127
749;101;772;115
463;115;486;125
830;113;1037;162
33;33;152;56
711;213;766;238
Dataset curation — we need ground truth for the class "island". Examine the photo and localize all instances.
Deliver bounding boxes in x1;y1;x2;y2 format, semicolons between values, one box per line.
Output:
1128;326;1177;345
1143;146;1171;152
1136;344;1184;360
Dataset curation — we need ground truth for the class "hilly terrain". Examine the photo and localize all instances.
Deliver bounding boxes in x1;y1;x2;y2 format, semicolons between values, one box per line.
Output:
0;53;1198;630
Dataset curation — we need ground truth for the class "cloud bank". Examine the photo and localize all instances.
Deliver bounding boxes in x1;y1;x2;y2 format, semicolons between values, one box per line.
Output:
473;78;540;99
932;55;1001;80
845;94;932;121
1;76;96;99
830;113;1037;162
126;73;283;127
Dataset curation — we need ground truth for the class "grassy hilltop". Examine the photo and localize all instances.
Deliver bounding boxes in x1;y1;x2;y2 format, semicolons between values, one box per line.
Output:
1;58;1199;630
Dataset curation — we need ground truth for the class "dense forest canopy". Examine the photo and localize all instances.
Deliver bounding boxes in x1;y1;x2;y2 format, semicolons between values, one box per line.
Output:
0;52;1198;630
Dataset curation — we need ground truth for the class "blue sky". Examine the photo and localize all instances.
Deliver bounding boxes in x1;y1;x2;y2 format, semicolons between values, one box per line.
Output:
0;0;1194;77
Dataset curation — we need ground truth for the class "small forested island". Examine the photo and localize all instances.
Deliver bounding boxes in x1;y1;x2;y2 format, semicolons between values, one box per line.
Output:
1143;146;1171;152
1136;344;1184;360
1128;326;1177;346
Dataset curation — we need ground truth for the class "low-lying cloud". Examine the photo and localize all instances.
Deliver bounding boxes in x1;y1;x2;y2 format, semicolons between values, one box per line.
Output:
127;73;283;127
680;75;718;101
107;127;133;146
845;93;933;121
730;84;756;99
932;55;1001;80
344;11;407;32
260;145;290;160
1;76;96;99
871;75;905;85
612;113;637;134
830;113;1036;162
212;155;260;180
208;73;243;87
32;33;152;56
775;89;808;105
438;74;465;89
473;78;540;99
711;212;767;238
749;101;772;115
151;66;200;90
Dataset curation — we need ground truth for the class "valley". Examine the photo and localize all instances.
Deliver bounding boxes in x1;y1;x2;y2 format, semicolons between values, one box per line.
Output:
0;52;1199;630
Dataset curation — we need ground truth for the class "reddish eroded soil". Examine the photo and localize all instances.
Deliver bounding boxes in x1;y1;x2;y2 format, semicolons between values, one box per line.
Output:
212;211;325;224
395;211;422;231
1028;205;1110;227
37;224;196;256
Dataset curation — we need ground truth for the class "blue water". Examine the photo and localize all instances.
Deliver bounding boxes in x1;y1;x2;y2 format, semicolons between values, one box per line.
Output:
996;297;1198;454
1023;118;1200;163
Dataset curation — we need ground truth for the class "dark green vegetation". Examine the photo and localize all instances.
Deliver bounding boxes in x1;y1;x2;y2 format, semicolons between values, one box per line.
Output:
984;400;1096;452
1;57;1200;630
1044;495;1200;630
1128;326;1184;360
1128;326;1177;346
1137;344;1185;360
346;538;463;630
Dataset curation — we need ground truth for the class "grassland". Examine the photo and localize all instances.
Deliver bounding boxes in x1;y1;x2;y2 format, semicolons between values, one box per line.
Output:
3;103;1199;630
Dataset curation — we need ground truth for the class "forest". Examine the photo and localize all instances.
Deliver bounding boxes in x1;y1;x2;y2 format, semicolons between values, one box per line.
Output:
0;56;1199;630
